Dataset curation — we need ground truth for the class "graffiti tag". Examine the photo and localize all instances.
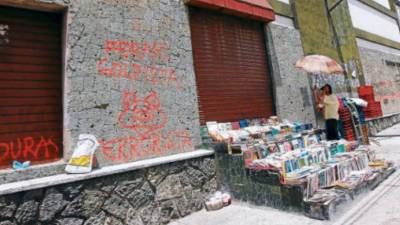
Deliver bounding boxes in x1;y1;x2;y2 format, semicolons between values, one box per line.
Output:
100;91;193;162
97;40;181;88
0;136;60;164
101;130;193;162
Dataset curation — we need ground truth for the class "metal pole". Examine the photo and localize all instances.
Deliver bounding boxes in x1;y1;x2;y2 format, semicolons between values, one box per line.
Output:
324;0;353;97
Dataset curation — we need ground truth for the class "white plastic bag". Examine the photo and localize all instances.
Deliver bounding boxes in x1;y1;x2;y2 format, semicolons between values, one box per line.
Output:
205;191;232;211
65;134;99;174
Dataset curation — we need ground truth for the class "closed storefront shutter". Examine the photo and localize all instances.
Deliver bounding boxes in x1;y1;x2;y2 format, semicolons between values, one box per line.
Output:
189;7;275;125
0;6;62;168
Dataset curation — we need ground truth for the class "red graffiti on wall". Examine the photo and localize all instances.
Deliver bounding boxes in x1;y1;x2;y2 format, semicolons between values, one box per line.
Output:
367;80;400;102
103;40;169;62
376;92;400;101
100;130;193;162
0;136;60;165
97;59;180;88
118;90;168;136
97;40;181;88
100;90;194;162
375;80;398;88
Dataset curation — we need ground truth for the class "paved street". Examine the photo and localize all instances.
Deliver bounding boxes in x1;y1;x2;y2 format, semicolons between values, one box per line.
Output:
170;124;400;225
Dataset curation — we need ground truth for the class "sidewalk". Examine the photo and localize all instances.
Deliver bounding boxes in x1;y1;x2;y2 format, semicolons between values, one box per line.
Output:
170;202;328;225
170;124;400;225
337;126;400;225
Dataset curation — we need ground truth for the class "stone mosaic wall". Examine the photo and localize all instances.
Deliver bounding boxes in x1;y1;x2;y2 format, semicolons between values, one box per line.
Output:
266;23;317;125
0;156;217;225
12;0;202;166
359;47;400;116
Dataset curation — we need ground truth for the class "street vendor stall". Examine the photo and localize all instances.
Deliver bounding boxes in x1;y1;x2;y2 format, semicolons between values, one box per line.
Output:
202;54;394;220
205;116;395;220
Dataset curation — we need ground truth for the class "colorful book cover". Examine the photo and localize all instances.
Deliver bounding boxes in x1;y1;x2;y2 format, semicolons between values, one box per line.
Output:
231;121;240;130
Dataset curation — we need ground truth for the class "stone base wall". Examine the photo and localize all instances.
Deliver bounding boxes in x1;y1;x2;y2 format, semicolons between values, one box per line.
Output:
214;144;303;211
0;156;217;225
367;113;400;135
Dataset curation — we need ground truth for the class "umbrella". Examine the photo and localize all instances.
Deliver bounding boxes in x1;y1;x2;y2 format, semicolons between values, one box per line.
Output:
295;55;343;75
295;55;345;128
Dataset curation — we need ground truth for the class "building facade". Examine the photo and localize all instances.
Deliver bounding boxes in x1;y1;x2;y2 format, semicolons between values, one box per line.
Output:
0;0;399;225
274;0;400;133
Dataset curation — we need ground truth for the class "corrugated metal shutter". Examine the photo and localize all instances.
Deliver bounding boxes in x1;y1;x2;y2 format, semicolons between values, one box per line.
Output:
0;6;62;168
189;7;274;124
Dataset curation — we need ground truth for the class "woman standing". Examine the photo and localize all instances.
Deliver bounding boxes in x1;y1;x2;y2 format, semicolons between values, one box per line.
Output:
315;84;340;140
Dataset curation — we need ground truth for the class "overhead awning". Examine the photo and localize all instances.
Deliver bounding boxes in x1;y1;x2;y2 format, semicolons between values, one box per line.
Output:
185;0;276;22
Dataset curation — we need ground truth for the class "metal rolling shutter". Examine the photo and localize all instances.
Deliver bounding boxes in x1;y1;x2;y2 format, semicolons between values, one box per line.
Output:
189;7;275;124
0;6;62;168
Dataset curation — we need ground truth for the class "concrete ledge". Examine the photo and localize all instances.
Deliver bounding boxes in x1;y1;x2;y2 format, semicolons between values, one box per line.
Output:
0;149;214;196
0;160;66;184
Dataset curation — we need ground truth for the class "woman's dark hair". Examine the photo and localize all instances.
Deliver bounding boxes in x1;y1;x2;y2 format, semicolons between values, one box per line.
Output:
320;84;333;95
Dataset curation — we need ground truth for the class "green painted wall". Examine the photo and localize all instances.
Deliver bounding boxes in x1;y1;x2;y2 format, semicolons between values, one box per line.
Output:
292;0;339;60
269;0;293;18
267;0;400;88
329;0;365;82
389;0;397;12
293;0;364;83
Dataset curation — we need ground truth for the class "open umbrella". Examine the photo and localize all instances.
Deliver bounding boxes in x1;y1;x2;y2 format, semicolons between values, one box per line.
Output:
295;55;345;129
295;55;343;75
